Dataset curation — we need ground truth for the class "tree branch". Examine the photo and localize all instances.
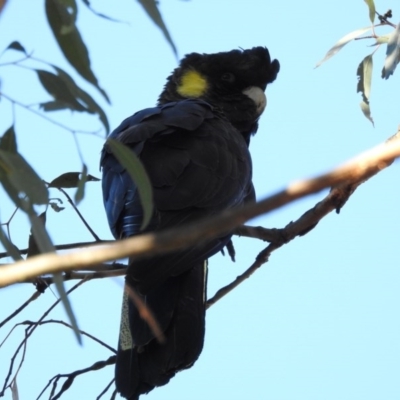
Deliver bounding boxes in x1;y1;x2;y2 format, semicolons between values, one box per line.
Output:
0;132;399;288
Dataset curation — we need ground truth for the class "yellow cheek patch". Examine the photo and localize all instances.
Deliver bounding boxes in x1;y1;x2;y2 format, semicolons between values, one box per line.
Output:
177;70;208;98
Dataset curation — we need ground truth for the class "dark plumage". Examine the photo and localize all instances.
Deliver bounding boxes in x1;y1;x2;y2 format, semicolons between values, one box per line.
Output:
101;47;279;399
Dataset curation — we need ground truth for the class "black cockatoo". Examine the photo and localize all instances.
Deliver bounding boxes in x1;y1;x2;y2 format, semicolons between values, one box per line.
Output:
101;47;279;399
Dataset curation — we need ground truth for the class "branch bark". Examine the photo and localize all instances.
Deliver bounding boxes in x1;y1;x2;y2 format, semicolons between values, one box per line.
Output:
0;132;399;288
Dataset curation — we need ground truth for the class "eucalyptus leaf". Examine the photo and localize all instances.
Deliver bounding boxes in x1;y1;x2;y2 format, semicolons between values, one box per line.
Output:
40;100;73;112
106;139;153;229
45;0;109;102
316;27;372;68
0;224;22;261
357;54;373;101
0;150;48;205
74;164;87;204
27;212;47;258
382;23;400;79
360;100;374;126
0;126;17;153
81;0;127;22
49;171;100;188
137;0;177;57
52;272;82;344
36;69;86;112
29;212;54;253
6;41;27;54
364;0;375;24
53;66;110;133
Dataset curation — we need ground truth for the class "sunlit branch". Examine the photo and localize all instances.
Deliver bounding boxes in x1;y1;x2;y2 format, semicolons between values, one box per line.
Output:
0;132;399;288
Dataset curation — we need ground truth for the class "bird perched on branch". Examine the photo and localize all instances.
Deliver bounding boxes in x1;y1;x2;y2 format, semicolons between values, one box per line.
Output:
101;47;279;399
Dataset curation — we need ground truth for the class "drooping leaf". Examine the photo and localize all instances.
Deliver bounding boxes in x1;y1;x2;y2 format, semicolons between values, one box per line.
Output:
29;212;54;253
36;69;86;112
6;41;27;54
27;212;81;343
39;100;74;112
81;0;127;23
0;126;17;153
357;55;374;126
364;0;375;24
360;100;374;126
357;54;373;101
0;169;24;208
10;378;18;400
53;66;110;133
315;27;372;68
0;224;22;261
49;171;100;188
74;164;87;204
0;150;48;205
52;272;82;344
45;0;109;102
106;139;153;229
27;211;47;258
382;23;400;79
137;0;178;57
49;171;81;188
373;35;390;45
36;66;110;133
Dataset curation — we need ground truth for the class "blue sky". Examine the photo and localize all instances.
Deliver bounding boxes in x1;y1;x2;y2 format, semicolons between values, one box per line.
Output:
0;0;400;399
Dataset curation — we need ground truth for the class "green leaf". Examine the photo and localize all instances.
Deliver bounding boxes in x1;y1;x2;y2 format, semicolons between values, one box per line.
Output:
382;24;400;79
74;164;87;204
36;69;86;112
6;41;27;54
364;0;375;24
373;35;390;45
29;212;54;253
357;54;375;125
137;0;178;57
0;126;17;153
53;66;110;133
52;272;82;344
357;54;373;101
0;150;48;205
0;224;22;261
28;211;81;342
315;26;372;68
49;171;100;188
36;66;110;133
45;0;109;102
360;100;374;126
27;211;47;258
81;0;127;23
39;100;74;112
49;171;81;188
106;139;153;229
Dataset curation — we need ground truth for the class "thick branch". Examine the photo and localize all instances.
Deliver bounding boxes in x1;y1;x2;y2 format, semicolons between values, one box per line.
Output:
0;134;399;288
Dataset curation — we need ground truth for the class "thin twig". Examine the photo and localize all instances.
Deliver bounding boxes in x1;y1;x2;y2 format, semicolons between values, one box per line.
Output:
19;319;116;353
0;291;41;328
206;179;368;308
0;279;88;396
0;92;102;136
36;356;116;400
55;187;101;242
96;378;115;400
